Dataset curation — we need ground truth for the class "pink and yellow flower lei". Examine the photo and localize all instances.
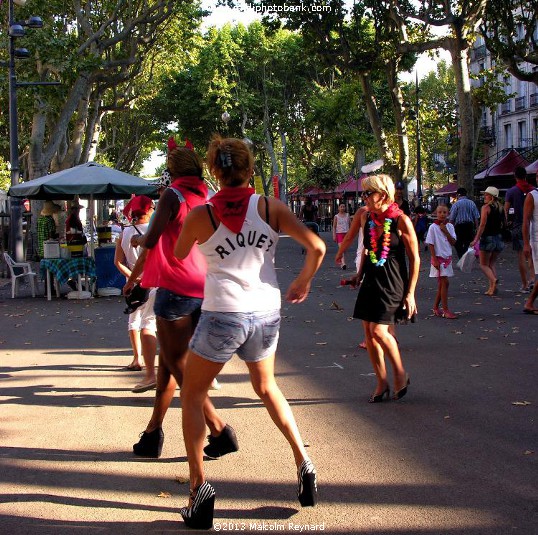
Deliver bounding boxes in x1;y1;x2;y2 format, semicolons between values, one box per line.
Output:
368;218;392;267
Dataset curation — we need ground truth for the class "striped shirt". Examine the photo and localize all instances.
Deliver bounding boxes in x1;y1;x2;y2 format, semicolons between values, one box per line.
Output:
449;197;480;225
37;215;57;258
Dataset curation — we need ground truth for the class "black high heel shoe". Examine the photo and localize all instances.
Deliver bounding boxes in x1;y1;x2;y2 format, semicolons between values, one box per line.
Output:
392;375;410;401
368;386;390;403
180;481;215;530
297;459;317;507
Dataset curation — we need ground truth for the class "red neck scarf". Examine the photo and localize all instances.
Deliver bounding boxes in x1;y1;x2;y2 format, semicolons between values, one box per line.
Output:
370;202;403;226
516;181;534;194
210;187;256;233
170;176;208;207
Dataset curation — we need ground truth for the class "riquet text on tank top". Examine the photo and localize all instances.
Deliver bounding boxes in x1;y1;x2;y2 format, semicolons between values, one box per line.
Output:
214;230;275;259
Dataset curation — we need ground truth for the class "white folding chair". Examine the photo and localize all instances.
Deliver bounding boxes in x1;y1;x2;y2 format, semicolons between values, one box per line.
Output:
3;252;37;298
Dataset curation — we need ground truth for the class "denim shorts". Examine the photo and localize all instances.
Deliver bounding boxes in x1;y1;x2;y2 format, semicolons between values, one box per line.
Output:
189;310;281;364
479;234;504;253
153;288;202;322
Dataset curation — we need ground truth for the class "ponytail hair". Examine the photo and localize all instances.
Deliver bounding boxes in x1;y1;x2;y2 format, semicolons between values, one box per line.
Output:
206;135;254;187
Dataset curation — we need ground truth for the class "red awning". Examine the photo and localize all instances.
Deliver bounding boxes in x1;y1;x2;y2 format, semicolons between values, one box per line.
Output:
526;159;538;175
303;186;324;197
434;182;459;196
474;149;530;179
335;176;364;193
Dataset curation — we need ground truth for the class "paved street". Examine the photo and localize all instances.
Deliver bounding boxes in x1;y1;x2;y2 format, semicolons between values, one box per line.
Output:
1;233;536;534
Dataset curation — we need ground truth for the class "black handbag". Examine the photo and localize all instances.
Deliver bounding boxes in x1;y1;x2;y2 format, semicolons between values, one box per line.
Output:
124;283;149;314
123;222;149;314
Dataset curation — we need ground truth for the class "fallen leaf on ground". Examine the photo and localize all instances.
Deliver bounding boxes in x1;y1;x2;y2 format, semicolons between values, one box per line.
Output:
175;476;189;484
511;401;532;406
157;491;171;498
470;364;480;367
330;301;343;310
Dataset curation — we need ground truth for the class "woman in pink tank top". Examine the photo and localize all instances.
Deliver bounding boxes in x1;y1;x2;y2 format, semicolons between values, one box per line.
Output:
124;145;232;461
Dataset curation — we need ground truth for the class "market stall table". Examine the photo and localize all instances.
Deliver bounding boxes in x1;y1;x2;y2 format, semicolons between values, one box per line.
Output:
40;257;96;300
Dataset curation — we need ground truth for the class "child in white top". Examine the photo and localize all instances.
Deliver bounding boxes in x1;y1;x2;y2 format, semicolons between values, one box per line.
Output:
333;204;351;269
425;204;457;319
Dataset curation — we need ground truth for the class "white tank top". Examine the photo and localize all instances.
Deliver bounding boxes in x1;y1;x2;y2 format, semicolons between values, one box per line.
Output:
530;190;538;242
120;222;150;270
198;194;281;312
335;213;350;233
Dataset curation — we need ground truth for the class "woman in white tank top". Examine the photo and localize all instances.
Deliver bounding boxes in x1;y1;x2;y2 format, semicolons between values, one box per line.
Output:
174;136;326;529
113;196;157;391
333;203;351;268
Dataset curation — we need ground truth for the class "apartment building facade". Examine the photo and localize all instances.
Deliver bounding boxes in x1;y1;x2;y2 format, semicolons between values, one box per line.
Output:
470;28;538;167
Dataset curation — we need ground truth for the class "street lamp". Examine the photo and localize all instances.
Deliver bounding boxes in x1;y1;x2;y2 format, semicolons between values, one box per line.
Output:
5;0;47;261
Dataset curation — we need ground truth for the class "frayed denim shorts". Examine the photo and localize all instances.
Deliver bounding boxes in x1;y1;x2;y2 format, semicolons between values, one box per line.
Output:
479;234;504;253
189;309;281;364
154;288;202;322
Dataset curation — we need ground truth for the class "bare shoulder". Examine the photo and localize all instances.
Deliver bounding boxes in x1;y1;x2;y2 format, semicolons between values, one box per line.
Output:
398;213;413;228
185;204;210;223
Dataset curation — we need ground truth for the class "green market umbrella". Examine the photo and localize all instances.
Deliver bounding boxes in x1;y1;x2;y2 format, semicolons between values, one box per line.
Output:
8;162;157;200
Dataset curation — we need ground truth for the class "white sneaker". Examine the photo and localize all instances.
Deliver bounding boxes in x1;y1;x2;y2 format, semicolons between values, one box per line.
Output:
210;378;221;390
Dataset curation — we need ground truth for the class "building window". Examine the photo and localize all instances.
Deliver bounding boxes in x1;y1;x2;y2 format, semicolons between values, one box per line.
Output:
515;96;526;110
517;121;528;147
533;118;538;144
504;123;513;148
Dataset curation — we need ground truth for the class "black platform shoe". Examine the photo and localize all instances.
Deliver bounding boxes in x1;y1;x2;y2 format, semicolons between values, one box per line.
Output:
180;481;216;530
132;427;164;458
203;424;239;459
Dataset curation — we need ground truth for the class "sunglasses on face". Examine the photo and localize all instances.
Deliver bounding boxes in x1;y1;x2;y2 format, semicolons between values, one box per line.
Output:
361;190;376;199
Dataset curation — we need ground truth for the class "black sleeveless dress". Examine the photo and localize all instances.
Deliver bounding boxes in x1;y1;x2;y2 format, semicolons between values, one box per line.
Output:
353;215;409;325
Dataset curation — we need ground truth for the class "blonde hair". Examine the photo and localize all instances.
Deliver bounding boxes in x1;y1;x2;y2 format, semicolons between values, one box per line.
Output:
362;174;395;202
206;135;254;187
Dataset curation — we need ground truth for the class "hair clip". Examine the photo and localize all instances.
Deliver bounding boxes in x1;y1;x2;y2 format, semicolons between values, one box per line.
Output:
219;150;233;168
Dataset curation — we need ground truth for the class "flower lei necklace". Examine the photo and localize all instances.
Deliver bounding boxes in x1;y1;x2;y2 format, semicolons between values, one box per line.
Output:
369;218;392;266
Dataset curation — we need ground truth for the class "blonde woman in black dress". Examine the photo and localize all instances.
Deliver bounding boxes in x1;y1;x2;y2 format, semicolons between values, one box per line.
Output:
352;175;420;402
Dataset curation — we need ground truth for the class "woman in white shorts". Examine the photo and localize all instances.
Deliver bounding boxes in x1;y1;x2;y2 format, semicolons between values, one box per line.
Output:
174;136;326;529
114;195;157;393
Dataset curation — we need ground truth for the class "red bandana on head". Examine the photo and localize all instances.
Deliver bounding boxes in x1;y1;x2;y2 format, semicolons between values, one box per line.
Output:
210;187;256;233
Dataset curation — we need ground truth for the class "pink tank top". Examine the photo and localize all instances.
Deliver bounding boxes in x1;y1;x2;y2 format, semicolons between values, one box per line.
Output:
141;187;206;297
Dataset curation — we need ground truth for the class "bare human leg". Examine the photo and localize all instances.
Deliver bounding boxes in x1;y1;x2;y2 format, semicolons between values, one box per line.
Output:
158;315;226;436
246;355;309;467
128;329;142;368
139;328;157;383
181;352;224;491
363;320;389;396
369;322;407;394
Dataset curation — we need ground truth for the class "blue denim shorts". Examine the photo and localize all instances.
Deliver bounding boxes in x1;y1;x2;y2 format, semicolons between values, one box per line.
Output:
189;310;281;364
153;288;202;322
479;234;504;253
